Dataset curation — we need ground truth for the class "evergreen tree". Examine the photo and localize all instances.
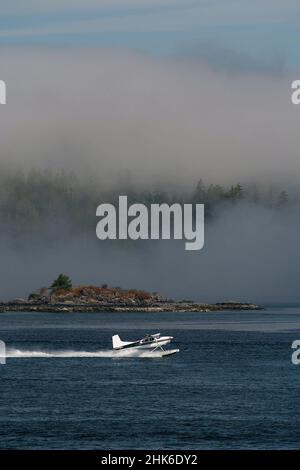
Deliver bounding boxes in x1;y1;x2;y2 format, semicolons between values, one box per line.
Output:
51;274;72;292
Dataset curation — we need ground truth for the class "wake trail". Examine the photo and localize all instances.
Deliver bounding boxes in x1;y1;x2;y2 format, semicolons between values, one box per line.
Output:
6;348;166;358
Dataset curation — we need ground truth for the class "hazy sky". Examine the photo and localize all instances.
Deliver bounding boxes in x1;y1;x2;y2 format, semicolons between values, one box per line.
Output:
0;1;299;70
1;2;299;189
0;48;299;188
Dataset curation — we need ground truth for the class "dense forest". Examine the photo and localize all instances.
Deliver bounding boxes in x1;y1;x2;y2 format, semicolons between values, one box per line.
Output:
0;169;292;239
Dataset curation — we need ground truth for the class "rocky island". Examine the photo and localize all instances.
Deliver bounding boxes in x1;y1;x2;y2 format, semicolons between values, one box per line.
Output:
0;274;263;313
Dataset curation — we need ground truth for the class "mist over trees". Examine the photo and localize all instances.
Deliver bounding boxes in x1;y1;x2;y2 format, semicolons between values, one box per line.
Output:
0;167;298;303
0;169;293;241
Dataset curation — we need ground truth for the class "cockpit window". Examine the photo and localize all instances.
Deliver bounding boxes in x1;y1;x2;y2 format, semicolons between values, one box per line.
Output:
143;336;154;342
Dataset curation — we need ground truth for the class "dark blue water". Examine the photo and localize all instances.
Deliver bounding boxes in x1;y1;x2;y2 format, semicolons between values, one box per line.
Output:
1;308;300;449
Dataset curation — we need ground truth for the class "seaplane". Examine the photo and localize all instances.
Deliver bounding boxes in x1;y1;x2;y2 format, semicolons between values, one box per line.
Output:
112;333;179;357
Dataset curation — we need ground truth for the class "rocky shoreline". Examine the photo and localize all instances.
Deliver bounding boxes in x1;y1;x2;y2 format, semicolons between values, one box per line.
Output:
0;300;263;313
0;279;263;313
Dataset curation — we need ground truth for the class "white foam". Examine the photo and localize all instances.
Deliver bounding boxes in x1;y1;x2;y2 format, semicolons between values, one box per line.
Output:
6;348;171;358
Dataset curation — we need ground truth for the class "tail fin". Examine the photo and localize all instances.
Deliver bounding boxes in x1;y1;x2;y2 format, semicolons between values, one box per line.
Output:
112;334;124;349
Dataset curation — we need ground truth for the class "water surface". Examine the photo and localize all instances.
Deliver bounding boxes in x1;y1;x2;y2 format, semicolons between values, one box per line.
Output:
0;308;300;449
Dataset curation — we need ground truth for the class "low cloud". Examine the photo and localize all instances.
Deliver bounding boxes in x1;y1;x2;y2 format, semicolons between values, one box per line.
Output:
0;48;299;188
0;203;299;303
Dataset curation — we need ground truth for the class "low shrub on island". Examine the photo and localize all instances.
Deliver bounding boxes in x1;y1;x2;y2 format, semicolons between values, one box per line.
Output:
29;274;159;305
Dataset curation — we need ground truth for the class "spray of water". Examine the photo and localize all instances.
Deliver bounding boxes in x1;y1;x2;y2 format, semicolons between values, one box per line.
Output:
6;348;171;358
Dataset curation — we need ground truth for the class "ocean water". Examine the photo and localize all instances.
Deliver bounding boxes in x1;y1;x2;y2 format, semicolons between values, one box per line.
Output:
1;308;300;449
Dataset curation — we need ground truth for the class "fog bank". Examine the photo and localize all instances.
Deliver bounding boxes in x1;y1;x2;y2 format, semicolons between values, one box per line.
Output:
0;48;299;188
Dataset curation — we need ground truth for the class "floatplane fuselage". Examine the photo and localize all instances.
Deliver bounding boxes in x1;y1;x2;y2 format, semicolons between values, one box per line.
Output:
112;333;179;356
